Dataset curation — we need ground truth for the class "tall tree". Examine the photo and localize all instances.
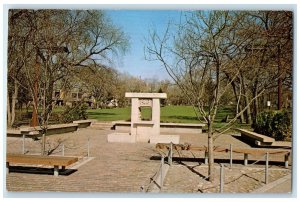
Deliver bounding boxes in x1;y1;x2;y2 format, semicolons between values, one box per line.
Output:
7;9;129;154
146;11;287;182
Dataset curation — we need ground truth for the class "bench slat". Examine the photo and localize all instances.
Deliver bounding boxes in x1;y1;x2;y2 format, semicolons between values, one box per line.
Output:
7;154;78;166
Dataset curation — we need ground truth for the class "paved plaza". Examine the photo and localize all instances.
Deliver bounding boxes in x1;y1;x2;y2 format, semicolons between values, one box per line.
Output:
5;126;292;193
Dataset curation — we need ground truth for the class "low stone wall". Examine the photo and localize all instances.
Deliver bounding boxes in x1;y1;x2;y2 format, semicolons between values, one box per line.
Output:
160;123;204;134
149;135;180;144
73;120;94;128
7;120;97;138
113;121;205;134
18;123;79;136
107;133;136;143
6;130;22;137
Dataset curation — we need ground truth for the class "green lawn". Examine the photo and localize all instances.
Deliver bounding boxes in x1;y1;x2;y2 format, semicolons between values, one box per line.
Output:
14;105;250;131
86;105;200;123
87;107;131;121
86;105;251;130
87;105;235;123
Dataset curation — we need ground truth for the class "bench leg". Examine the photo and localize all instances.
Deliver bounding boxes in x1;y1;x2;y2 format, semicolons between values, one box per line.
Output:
6;162;9;174
244;153;248;166
168;143;173;166
284;154;289;168
54;165;59;176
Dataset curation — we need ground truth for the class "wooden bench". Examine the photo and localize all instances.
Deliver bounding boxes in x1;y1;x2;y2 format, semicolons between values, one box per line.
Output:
6;154;78;176
235;128;275;146
156;143;290;168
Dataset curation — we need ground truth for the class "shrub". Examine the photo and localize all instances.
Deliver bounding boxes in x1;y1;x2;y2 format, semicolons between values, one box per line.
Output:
271;111;292;141
60;103;88;123
253;111;274;138
253;110;291;141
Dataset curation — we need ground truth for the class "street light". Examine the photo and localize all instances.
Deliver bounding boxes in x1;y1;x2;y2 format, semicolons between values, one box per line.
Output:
267;101;271;110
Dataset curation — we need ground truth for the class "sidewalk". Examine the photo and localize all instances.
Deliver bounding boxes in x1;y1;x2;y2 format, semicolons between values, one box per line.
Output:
252;173;291;193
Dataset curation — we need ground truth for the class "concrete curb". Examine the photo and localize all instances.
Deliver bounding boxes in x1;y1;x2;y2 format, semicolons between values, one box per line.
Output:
251;173;291;193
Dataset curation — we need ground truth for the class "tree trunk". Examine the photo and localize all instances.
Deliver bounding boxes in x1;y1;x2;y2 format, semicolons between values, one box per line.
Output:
244;95;252;125
238;103;245;123
7;93;11;128
241;75;252;124
207;121;215;182
11;81;18;127
277;45;283;110
41;133;46;155
252;88;259;125
231;81;244;123
7;80;18;128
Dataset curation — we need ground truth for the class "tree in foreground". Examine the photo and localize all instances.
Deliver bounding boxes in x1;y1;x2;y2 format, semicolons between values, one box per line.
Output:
146;11;292;182
7;10;128;154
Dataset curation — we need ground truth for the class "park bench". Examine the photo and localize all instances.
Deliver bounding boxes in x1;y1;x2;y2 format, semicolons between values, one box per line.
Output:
156;143;290;168
6;154;78;176
235;128;275;146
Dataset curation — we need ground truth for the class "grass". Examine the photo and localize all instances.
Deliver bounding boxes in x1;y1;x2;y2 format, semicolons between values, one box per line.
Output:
86;105;200;123
86;105;251;131
87;107;131;121
13;105;251;131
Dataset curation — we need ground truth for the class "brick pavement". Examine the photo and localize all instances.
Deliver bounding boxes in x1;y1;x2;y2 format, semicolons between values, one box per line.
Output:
6;128;160;192
159;132;292;193
5;127;292;193
161;163;291;193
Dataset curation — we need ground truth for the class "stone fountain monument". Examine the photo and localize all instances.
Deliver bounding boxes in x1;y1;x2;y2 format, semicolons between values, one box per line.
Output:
107;93;180;144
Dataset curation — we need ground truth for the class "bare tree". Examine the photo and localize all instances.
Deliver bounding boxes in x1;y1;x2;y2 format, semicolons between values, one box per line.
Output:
7;9;129;155
74;65;119;108
146;11;282;182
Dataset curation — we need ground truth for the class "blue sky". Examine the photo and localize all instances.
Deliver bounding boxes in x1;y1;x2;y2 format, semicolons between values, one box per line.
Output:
105;10;184;81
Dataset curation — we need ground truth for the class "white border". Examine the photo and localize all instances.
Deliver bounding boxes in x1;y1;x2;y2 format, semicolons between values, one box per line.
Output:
1;1;299;201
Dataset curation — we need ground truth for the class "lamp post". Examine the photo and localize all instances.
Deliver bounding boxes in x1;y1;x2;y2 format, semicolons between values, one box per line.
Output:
267;101;271;110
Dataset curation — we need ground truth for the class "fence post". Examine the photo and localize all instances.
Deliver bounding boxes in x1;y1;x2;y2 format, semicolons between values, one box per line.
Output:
22;134;25;154
244;153;248;166
62;144;64;156
168;142;173;166
230;144;232;168
41;133;46;156
87;138;90;157
220;164;224;193
265;152;269;184
160;155;164;189
204;151;208;164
